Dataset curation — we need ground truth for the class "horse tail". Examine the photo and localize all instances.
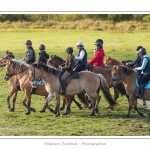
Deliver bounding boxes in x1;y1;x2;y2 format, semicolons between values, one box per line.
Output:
98;74;117;106
116;83;127;96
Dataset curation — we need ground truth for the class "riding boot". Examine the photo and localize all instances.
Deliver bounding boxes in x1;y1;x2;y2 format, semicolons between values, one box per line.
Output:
61;80;66;94
135;84;145;99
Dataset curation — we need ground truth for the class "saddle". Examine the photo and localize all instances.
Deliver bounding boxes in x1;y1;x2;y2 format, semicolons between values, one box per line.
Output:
60;72;80;86
136;75;150;89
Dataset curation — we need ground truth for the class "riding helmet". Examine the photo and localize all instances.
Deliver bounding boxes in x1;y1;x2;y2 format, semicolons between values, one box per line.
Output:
94;42;103;48
39;44;45;50
76;42;84;47
25;40;32;45
66;47;73;53
138;48;146;55
95;39;103;44
136;46;143;51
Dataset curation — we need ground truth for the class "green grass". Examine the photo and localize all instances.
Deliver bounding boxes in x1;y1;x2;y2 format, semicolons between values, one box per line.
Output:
0;30;150;136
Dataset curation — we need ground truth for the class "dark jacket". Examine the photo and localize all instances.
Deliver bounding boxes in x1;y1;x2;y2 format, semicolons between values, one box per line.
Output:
78;48;87;66
25;46;36;64
127;54;142;68
61;54;75;73
38;51;49;64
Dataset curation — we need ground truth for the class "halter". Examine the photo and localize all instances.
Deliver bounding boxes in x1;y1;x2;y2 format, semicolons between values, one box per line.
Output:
111;69;127;82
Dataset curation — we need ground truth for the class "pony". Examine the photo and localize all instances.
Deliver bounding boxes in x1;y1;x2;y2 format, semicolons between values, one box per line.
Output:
111;65;149;118
28;62;116;117
105;56;146;106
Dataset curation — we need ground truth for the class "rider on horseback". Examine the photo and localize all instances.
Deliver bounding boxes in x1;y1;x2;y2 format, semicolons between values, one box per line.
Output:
135;48;150;98
38;44;49;64
73;42;87;72
24;40;36;64
94;39;104;54
86;42;105;71
59;47;75;94
126;46;143;68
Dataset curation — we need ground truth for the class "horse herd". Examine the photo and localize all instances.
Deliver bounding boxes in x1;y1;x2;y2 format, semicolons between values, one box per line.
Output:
0;51;150;118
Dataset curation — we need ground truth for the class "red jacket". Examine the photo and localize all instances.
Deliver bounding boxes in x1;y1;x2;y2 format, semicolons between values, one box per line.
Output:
88;48;105;67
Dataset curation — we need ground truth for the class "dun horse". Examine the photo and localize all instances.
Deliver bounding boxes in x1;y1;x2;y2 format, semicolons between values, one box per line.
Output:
111;65;150;117
28;62;116;117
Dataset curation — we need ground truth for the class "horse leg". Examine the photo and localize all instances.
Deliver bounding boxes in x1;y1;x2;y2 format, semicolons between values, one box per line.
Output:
55;94;61;117
10;91;18;112
142;99;146;106
60;98;66;110
25;91;32;115
125;96;134;118
134;98;144;117
63;97;72;115
42;94;55;114
73;96;83;110
95;94;101;115
77;93;89;109
7;88;16;111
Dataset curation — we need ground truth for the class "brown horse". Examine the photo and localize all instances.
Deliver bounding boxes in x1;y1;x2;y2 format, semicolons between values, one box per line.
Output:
110;65;149;117
105;56;146;106
29;62;116;117
47;55;128;108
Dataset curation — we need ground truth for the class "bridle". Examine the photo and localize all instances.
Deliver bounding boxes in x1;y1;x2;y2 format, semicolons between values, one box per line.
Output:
5;62;28;80
111;69;127;82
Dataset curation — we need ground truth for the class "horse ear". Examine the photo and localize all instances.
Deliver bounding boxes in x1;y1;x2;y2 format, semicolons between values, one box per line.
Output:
6;50;9;54
53;55;56;58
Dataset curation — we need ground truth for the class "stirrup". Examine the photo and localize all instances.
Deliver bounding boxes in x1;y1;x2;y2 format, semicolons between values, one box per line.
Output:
135;93;143;99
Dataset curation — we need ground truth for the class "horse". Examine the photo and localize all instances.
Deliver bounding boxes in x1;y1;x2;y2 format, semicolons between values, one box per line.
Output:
28;62;116;117
110;65;150;118
105;56;146;106
48;55;90;110
47;55;128;108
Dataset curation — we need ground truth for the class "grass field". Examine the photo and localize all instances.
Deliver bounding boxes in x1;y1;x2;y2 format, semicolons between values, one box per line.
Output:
0;30;150;136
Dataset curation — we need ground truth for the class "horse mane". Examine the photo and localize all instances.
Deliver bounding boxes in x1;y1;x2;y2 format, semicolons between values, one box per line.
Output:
31;63;58;74
55;55;65;63
11;59;29;68
120;65;134;75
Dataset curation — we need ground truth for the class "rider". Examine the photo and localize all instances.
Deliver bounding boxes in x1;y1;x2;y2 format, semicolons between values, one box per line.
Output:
24;40;36;64
86;42;105;71
38;44;49;64
60;47;75;94
73;42;87;72
126;46;143;68
135;48;150;98
94;39;104;54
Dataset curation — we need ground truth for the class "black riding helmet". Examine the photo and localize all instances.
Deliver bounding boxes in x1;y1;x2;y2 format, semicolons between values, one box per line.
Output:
25;40;32;45
138;48;146;55
136;46;143;51
39;44;45;50
94;42;103;48
66;47;73;53
95;39;103;44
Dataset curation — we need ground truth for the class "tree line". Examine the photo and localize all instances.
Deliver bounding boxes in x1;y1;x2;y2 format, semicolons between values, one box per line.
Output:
0;14;150;22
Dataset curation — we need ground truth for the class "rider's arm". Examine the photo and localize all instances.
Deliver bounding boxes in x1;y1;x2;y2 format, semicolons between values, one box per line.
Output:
74;50;85;61
135;57;148;70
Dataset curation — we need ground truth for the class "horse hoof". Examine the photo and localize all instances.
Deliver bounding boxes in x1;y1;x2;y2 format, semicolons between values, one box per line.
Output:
55;114;60;117
139;113;144;117
25;112;30;115
95;109;100;115
9;108;14;112
62;112;67;115
125;114;130;118
89;113;95;116
143;103;146;106
30;108;36;112
60;107;65;110
40;110;45;113
107;106;114;109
